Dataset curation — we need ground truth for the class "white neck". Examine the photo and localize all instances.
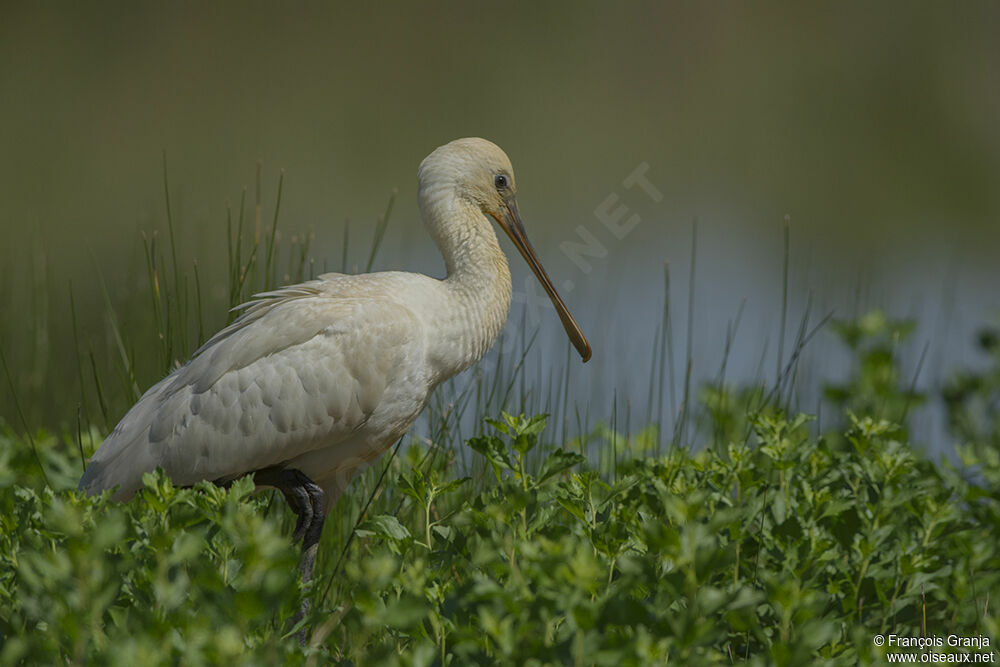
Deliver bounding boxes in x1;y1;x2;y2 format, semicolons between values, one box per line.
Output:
420;189;512;378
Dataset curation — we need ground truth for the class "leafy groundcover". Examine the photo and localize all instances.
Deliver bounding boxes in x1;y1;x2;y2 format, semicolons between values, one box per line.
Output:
1;409;998;665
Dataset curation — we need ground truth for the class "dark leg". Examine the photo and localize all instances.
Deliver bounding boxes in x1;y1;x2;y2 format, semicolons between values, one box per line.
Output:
252;467;326;645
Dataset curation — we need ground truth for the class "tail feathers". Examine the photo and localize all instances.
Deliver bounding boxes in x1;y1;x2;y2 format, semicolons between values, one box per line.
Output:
78;435;158;502
78;373;173;501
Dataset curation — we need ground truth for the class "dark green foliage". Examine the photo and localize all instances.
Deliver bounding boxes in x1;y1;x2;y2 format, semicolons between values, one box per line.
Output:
322;412;999;665
944;323;1000;488
3;391;998;664
0;439;303;665
824;310;926;437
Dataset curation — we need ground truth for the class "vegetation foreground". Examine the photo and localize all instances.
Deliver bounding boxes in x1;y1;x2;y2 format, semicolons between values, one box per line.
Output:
2;318;999;665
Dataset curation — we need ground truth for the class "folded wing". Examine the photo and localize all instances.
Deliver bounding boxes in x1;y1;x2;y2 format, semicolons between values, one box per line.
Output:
78;278;423;500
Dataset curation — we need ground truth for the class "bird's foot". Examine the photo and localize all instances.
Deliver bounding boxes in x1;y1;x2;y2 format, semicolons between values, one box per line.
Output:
251;466;326;645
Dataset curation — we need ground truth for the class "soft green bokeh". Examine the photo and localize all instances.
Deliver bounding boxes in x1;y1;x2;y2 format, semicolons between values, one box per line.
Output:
2;2;998;433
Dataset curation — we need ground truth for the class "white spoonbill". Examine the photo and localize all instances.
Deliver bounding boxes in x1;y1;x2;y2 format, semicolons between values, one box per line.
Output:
78;137;591;601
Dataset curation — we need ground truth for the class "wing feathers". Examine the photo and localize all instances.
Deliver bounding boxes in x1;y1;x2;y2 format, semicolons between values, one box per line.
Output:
79;275;425;499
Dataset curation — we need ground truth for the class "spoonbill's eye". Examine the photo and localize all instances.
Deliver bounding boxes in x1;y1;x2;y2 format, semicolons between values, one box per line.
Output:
494;174;509;190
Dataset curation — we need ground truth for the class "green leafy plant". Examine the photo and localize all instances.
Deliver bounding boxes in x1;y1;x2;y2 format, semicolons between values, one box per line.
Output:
824;310;926;438
0;463;303;665
944;324;1000;487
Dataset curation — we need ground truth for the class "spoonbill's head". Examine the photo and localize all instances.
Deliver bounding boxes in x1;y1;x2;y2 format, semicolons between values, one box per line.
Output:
419;137;592;362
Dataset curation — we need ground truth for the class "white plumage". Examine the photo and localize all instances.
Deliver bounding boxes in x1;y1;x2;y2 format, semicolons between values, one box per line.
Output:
83;274;437;509
78;139;591;605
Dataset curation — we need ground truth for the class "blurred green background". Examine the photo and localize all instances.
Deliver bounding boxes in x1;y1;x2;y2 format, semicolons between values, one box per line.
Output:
2;2;998;449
